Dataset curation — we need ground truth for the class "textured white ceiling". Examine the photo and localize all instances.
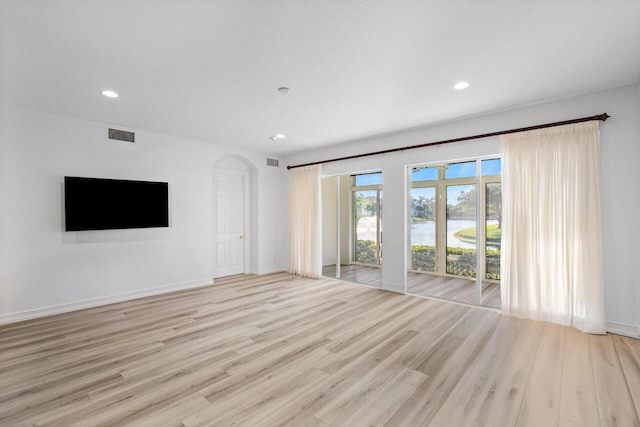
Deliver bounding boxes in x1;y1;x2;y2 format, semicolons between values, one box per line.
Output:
1;1;639;155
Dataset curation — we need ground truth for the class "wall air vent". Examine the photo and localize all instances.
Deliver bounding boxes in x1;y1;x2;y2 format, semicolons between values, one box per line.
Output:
266;158;279;167
107;128;135;143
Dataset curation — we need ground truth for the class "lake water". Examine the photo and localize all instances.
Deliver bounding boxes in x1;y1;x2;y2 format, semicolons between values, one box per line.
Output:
356;218;499;249
410;219;499;249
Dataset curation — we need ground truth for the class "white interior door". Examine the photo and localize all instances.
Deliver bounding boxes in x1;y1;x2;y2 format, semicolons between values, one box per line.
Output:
214;170;245;278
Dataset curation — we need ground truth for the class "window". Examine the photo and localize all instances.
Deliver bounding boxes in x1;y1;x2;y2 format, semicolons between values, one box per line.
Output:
445;161;476;179
446;183;476;277
409;167;437;272
409;158;502;307
482;159;502;281
352;172;382;265
355;172;383;186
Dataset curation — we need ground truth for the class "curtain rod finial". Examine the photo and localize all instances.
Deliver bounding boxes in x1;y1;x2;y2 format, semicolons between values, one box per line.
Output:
602;113;610;121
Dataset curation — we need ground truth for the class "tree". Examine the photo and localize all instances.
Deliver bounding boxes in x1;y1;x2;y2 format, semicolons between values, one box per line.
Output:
446;185;502;227
411;195;435;220
487;184;502;228
355;192;375;218
447;187;476;219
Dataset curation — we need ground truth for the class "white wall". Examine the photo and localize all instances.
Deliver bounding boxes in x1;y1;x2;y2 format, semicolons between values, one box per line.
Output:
339;175;351;266
0;105;286;322
284;84;640;332
321;177;337;266
321;175;352;268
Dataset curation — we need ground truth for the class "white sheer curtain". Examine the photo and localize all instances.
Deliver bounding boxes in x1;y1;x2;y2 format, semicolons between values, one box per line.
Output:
289;164;322;279
500;121;605;334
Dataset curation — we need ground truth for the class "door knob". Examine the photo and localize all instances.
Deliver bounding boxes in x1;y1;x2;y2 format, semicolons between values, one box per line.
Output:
239;235;243;239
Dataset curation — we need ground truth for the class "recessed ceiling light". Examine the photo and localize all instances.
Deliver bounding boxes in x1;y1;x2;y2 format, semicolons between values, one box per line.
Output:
278;87;291;94
453;81;469;90
102;90;119;98
275;134;286;139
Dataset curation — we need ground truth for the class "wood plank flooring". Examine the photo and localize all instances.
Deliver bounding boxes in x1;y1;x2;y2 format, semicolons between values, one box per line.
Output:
323;264;501;308
1;272;638;426
323;264;382;287
407;271;501;308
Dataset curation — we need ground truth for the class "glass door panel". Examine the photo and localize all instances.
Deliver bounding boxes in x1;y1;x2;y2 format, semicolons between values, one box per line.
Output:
446;184;476;278
354;190;380;264
408;159;502;310
483;182;502;308
321;177;338;278
410;186;436;272
378;191;383;264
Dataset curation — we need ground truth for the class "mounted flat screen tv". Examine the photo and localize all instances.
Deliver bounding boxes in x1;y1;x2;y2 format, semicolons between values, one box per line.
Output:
64;177;169;231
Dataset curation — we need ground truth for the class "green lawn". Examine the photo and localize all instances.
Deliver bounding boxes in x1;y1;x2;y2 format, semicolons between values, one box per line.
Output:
455;224;502;245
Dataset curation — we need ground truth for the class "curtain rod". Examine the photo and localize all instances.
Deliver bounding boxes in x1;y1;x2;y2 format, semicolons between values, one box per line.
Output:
286;112;610;170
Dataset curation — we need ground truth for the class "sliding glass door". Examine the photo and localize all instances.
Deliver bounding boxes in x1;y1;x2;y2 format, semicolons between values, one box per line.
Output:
354;189;382;264
353;172;382;266
408;158;502;308
410;185;436;272
321;172;383;287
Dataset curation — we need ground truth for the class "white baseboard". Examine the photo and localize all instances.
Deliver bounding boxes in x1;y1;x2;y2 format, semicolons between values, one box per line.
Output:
6;277;635;341
0;279;212;325
381;281;405;294
255;266;287;275
606;321;639;339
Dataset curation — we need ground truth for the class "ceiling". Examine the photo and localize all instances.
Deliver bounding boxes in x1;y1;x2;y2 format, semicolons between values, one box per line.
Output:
2;1;640;155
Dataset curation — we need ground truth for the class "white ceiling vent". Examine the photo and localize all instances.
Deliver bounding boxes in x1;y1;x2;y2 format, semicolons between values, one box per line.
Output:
266;158;279;167
107;127;135;143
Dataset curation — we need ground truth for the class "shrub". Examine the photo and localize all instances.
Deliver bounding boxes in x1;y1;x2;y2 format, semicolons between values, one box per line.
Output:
485;248;501;279
410;245;501;280
356;241;501;280
355;240;378;264
410;245;436;272
445;247;477;277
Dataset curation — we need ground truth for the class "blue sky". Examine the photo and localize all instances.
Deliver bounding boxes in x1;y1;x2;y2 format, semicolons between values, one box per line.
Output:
481;159;501;176
357;158;501;188
411;168;438;181
354;172;382;186
411;159;501;182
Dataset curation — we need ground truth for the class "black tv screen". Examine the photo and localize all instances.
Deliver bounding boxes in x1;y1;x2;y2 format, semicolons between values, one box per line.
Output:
64;177;169;231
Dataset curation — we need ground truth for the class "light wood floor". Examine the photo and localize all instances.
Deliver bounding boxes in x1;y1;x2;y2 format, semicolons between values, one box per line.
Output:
323;264;382;287
407;271;501;308
323;264;501;308
1;272;639;426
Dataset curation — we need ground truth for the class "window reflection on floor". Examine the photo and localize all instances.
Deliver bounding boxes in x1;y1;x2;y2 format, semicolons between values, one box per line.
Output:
323;264;501;309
